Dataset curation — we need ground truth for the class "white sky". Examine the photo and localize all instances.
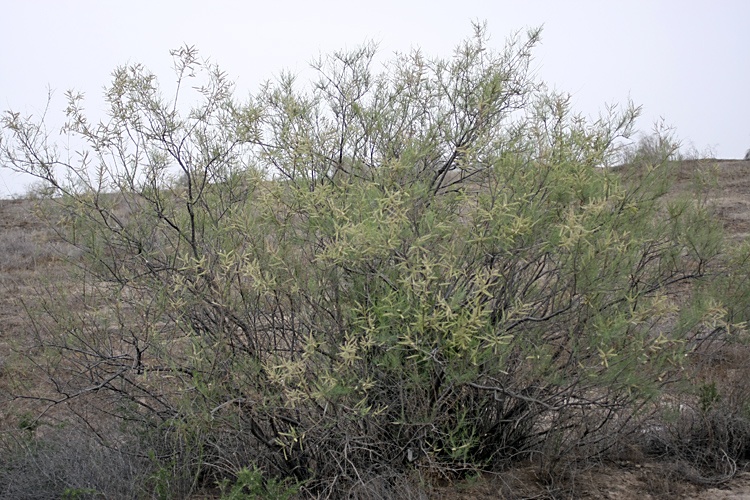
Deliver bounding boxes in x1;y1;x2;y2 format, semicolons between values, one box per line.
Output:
1;0;749;197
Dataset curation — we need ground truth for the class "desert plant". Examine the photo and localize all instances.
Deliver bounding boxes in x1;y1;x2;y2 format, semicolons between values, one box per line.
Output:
618;130;678;166
643;392;750;487
217;465;301;500
1;22;744;497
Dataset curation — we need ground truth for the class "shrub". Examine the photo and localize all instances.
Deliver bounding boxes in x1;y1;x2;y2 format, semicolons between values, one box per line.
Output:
1;22;744;496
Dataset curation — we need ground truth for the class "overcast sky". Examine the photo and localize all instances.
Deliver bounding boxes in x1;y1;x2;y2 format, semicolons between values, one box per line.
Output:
1;0;748;197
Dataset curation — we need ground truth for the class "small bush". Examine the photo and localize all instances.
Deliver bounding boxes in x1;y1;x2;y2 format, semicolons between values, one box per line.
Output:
218;466;301;500
618;131;679;167
636;368;750;488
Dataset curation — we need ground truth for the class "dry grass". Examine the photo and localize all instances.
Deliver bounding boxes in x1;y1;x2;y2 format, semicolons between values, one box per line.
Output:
0;422;149;500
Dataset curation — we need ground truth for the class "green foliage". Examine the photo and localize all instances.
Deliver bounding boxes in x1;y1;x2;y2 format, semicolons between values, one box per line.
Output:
17;412;42;435
146;450;178;500
218;466;301;500
62;488;102;500
698;381;722;414
2;21;746;496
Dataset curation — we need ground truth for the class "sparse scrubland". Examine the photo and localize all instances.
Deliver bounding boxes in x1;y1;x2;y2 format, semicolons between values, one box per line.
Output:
1;23;750;499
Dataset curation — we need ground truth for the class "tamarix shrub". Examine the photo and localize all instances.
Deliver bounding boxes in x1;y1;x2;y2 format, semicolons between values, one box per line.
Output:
2;22;743;497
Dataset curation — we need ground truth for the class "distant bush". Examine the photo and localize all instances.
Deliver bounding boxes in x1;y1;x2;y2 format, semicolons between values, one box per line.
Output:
618;131;679;166
1;22;746;497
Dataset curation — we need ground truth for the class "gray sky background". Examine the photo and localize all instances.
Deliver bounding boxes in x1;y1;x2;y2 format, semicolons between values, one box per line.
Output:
1;0;748;197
